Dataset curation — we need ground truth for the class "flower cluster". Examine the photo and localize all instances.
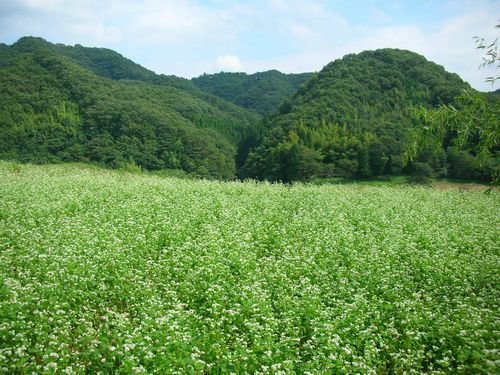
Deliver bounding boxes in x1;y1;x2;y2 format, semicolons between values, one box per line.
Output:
0;162;498;373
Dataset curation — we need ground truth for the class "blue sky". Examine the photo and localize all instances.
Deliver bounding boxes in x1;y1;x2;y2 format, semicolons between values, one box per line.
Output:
0;0;499;90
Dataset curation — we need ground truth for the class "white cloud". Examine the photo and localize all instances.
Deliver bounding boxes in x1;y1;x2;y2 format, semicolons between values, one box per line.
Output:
0;0;498;90
0;0;235;46
17;0;65;12
65;22;122;44
289;24;314;41
349;11;500;90
370;8;391;24
216;55;243;72
128;0;234;45
267;0;350;45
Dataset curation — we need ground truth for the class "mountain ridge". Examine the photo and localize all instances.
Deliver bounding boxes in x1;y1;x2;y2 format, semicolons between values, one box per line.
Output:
1;36;496;182
242;48;496;182
192;70;314;115
0;37;262;179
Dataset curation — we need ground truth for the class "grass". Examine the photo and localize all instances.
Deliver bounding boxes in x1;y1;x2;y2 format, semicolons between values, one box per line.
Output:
309;175;410;186
309;175;492;189
0;161;498;374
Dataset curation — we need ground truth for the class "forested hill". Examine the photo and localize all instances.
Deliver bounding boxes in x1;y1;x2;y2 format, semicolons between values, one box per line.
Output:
1;38;496;182
0;37;261;179
6;36;158;81
192;70;313;115
3;37;246;103
242;49;496;182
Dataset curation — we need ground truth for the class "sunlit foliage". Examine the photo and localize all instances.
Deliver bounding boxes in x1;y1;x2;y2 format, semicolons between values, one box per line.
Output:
242;49;497;182
0;37;261;179
1;162;498;373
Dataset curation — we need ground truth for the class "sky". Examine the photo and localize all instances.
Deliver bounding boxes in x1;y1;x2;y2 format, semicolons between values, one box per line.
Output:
0;0;499;91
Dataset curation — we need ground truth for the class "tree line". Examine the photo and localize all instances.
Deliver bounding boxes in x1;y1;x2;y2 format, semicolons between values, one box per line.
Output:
0;37;497;182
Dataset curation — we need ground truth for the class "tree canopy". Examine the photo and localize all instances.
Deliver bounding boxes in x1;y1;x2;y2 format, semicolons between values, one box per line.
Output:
192;70;313;115
1;38;496;183
0;37;261;179
406;24;500;184
242;49;497;182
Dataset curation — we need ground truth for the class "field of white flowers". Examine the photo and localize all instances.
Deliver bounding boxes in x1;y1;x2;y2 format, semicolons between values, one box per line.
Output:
0;161;498;374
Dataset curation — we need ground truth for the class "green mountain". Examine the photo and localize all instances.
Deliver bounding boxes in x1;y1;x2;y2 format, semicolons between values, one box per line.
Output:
0;37;261;179
242;49;496;182
6;36;158;81
1;39;496;182
192;70;313;115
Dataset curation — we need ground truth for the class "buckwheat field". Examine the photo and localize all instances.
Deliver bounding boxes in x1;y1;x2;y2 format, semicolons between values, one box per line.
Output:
0;162;498;374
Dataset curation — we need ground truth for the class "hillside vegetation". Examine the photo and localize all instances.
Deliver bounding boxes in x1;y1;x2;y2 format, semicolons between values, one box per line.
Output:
0;38;497;182
192;70;313;115
242;49;497;182
0;37;261;179
1;162;498;373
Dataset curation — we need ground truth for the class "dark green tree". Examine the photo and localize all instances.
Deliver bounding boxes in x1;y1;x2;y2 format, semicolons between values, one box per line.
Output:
406;24;500;184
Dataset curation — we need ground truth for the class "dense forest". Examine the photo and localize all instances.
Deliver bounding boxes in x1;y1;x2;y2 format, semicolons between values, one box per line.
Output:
192;70;313;115
242;49;498;182
0;37;261;179
0;37;497;181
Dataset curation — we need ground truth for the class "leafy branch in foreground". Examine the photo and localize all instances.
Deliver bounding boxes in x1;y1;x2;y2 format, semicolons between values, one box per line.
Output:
407;91;499;160
406;24;500;185
406;90;499;183
473;23;500;85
